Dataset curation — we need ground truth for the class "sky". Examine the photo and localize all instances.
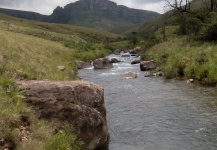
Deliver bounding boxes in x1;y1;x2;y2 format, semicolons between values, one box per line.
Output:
0;0;168;15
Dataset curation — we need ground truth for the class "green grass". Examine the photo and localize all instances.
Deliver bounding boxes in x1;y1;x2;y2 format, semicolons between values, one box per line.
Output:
0;76;83;150
0;13;120;80
143;34;217;85
0;13;119;43
0;13;121;149
0;23;83;149
0;29;76;80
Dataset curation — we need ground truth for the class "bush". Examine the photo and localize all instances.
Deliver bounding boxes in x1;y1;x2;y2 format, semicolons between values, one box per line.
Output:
127;32;138;47
163;56;185;78
198;12;217;41
140;33;159;49
199;22;217;41
174;15;202;36
64;41;96;51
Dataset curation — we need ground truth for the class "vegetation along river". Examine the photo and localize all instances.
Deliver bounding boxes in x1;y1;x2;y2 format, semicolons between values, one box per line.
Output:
78;54;217;150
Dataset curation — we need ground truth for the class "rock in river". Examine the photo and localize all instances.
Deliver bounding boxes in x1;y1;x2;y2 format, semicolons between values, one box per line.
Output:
113;49;121;55
140;60;156;71
110;58;121;63
131;60;140;64
17;80;109;150
93;58;113;69
122;72;138;79
76;60;91;69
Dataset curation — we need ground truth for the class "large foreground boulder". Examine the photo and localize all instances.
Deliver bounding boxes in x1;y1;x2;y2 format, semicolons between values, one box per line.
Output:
17;80;109;150
140;60;157;71
93;58;113;69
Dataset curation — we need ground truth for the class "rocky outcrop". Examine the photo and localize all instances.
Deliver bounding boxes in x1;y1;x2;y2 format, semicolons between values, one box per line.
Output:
93;58;113;69
122;72;138;79
140;60;157;71
17;80;109;150
76;60;91;69
45;0;160;33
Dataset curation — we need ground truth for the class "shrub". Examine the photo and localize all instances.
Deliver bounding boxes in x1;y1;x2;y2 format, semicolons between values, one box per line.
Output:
163;56;185;78
199;22;217;41
64;41;96;51
198;12;217;41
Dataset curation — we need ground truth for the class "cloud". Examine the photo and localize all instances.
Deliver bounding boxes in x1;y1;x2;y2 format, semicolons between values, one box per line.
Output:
0;0;166;15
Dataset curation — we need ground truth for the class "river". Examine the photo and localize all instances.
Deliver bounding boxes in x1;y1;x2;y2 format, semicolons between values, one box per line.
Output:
78;54;217;150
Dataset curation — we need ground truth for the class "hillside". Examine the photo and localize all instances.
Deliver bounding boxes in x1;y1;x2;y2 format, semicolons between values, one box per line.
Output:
0;19;79;150
0;13;120;77
126;0;207;35
0;13;120;149
0;0;160;33
0;13;119;42
137;0;217;85
0;8;46;21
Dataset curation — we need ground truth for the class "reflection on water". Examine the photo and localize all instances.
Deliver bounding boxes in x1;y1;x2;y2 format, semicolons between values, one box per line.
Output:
79;55;217;150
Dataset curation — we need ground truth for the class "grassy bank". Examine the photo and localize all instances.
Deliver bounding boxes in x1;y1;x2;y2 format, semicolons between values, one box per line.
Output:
0;14;119;149
0;29;77;80
0;27;83;149
142;36;217;85
0;75;82;150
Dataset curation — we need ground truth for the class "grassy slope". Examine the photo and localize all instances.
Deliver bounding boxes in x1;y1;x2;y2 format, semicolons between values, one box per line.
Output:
142;25;217;85
0;13;118;42
126;0;217;85
0;13;119;149
0;13;120;78
0;29;76;80
125;0;207;35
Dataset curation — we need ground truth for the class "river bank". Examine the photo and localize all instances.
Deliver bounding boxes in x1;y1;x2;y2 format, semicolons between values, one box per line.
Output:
141;37;217;86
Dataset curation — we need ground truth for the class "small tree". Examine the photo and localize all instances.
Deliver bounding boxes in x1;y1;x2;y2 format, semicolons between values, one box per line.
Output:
128;32;138;47
165;0;217;12
165;0;192;13
210;0;217;11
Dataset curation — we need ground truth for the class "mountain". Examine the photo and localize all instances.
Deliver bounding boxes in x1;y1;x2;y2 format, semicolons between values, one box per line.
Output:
0;0;160;33
0;8;46;21
45;0;160;33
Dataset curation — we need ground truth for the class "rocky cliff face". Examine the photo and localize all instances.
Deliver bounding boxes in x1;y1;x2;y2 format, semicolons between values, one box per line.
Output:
0;0;160;33
45;0;160;33
17;80;109;150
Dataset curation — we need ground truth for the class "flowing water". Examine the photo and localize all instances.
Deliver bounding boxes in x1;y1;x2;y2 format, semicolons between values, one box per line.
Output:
78;54;217;150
